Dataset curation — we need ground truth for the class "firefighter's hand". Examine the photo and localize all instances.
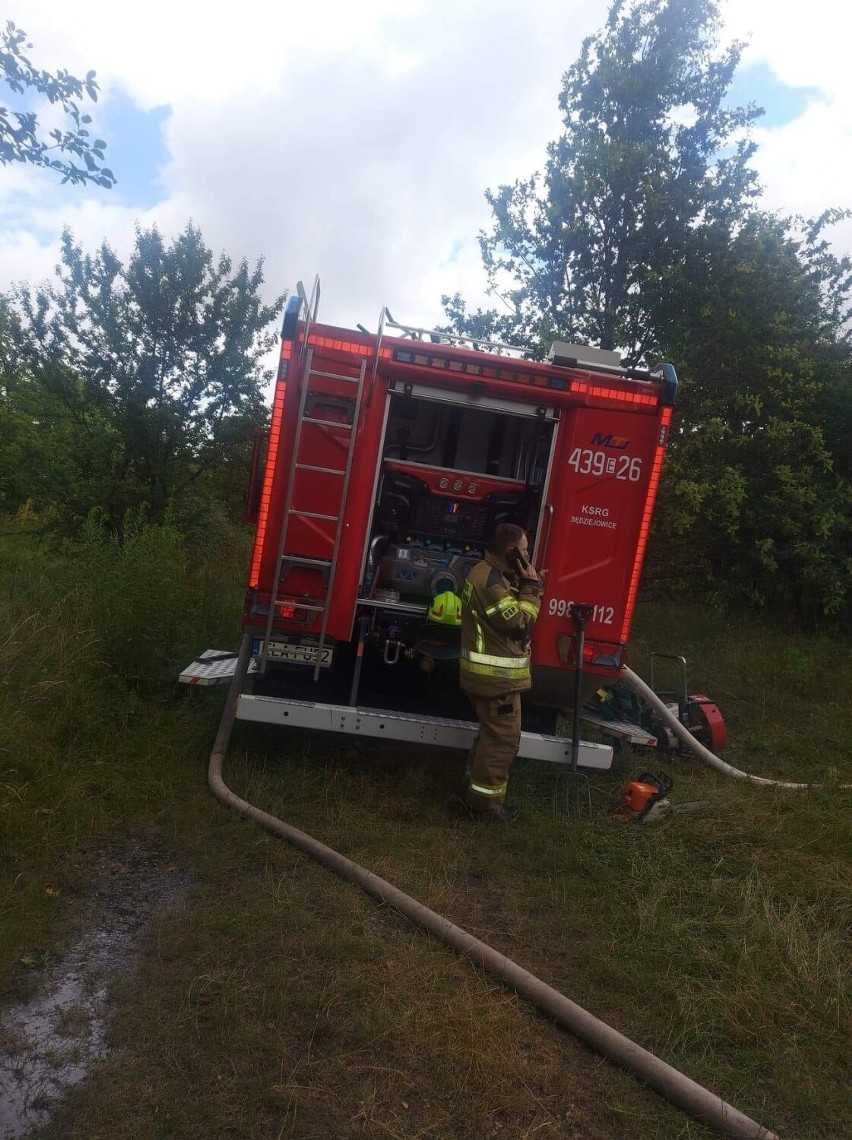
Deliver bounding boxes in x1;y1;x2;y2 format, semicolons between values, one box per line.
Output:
517;561;539;583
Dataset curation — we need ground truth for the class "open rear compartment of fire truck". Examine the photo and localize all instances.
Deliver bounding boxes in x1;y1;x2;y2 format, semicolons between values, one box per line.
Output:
235;279;677;773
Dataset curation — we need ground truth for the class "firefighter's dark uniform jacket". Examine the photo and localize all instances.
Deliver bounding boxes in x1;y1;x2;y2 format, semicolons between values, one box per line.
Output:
460;552;543;696
460;553;543;813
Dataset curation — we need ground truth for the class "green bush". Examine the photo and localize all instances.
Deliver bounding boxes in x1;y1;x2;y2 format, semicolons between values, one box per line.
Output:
0;505;250;703
58;506;250;692
57;507;193;691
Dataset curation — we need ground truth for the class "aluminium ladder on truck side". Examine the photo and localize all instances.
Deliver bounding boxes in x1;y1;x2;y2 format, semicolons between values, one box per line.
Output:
260;288;368;681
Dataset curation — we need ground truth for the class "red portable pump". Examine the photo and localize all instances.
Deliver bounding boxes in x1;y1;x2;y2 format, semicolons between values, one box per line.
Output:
233;278;679;768
647;654;727;754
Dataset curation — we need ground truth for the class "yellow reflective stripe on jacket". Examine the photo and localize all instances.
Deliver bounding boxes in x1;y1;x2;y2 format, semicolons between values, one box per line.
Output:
519;599;540;619
468;780;507;797
485;595;518;617
484;596;521;623
471;611;485;653
460;659;529;680
463;648;530;669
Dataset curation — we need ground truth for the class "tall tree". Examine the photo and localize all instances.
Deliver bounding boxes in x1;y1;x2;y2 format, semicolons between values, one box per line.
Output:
1;20;115;188
443;0;852;623
650;212;852;620
11;224;283;530
444;0;760;363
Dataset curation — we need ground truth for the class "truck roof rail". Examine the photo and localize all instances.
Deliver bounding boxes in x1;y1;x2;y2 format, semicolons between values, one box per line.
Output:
370;306;677;405
381;308;533;360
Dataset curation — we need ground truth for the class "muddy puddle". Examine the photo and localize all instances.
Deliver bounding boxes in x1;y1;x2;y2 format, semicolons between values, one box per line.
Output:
0;840;191;1139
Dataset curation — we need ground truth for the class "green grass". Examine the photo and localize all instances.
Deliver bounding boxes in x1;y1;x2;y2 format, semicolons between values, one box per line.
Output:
1;525;850;1139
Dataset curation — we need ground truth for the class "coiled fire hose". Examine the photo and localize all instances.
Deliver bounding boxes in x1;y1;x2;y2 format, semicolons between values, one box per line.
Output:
208;635;778;1140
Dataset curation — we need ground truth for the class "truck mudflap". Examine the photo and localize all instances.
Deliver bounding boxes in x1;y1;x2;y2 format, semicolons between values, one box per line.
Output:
236;694;613;770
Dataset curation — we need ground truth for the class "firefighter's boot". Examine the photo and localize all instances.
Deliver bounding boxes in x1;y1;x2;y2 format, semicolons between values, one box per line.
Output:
468;803;521;824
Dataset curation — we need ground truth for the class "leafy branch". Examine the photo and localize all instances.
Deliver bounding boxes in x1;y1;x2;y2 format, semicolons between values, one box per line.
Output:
0;20;115;187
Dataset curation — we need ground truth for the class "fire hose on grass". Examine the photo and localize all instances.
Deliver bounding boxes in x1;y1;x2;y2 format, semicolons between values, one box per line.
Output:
621;665;851;790
208;634;778;1140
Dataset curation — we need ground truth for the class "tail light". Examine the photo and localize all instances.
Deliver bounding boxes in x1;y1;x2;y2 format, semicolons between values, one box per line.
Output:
557;636;624;669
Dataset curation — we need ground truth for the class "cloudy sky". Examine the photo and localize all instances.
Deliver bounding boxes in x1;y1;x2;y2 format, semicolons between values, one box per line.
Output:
2;0;849;339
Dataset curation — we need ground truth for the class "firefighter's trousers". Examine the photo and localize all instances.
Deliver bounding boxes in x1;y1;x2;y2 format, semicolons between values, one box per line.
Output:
466;691;522;814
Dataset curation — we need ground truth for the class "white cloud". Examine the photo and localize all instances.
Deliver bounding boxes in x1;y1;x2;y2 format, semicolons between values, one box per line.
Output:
720;0;852;256
153;8;578;326
723;0;852;98
752;100;851;216
2;0;849;339
7;0;494;107
2;0;595;327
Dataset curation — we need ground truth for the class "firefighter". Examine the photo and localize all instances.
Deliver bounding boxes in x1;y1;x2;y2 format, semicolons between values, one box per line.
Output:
459;523;543;822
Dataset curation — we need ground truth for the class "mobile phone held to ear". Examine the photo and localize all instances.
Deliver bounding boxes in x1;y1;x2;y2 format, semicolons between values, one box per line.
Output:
507;546;530;572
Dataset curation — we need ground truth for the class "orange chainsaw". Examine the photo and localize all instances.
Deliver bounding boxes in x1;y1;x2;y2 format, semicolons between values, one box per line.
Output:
612;772;710;823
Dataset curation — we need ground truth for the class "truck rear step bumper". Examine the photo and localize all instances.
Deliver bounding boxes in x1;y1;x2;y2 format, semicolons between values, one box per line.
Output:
237;694;613;770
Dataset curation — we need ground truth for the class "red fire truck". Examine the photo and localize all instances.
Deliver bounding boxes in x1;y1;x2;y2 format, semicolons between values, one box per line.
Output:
228;279;677;771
